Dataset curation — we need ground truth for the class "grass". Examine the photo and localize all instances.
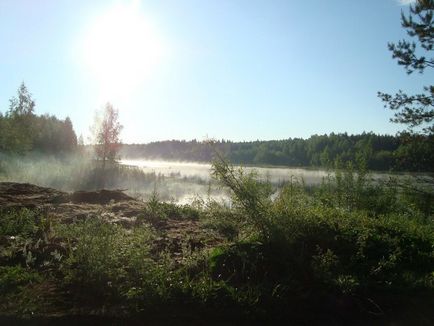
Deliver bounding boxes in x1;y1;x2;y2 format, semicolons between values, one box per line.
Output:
0;158;433;324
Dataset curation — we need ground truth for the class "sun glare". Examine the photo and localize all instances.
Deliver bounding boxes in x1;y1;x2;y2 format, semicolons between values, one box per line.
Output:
81;1;165;101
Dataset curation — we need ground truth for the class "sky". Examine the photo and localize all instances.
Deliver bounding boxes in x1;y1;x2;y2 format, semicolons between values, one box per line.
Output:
0;0;432;143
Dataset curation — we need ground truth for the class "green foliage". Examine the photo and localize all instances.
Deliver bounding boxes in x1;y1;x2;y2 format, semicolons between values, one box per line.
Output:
378;0;434;135
57;218;155;302
3;82;35;152
121;132;434;172
212;155;274;240
397;176;434;219
210;157;434;306
201;201;241;241
314;159;434;220
32;115;77;153
144;186;166;221
0;266;42;294
0;209;67;272
0;208;38;237
206;208;434;318
0;158;433;321
0;83;77;154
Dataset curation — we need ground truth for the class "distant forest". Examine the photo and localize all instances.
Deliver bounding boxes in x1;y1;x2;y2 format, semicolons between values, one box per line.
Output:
0;83;77;154
1;84;433;173
121;133;434;172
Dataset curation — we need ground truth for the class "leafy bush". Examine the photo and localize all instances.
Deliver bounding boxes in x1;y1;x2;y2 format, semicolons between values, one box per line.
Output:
211;157;274;240
201;202;241;241
57;218;159;305
209;156;434;317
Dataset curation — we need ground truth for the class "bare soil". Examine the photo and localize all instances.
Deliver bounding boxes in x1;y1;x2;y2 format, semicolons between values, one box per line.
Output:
0;182;223;259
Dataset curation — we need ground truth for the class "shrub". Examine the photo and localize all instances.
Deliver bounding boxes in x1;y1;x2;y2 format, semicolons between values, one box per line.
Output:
57;218;158;306
209;156;434;317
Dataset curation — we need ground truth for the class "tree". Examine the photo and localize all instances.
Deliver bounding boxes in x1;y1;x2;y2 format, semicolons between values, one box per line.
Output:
8;82;35;117
91;103;123;171
0;112;5;151
63;117;78;151
4;82;36;152
78;134;85;147
378;0;434;135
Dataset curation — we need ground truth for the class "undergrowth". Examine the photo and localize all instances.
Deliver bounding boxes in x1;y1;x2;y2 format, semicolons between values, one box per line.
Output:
0;158;433;323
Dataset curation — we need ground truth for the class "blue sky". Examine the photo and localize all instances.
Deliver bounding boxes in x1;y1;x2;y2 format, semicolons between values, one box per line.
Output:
0;0;431;143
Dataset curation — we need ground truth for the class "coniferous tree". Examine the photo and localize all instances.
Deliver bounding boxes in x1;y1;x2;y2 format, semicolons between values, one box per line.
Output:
378;0;434;135
4;82;36;152
63;117;78;151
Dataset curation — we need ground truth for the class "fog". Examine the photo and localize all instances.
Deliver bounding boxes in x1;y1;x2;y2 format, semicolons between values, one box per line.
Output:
0;154;229;204
2;155;331;204
1;153;430;205
119;158;336;204
120;159;332;185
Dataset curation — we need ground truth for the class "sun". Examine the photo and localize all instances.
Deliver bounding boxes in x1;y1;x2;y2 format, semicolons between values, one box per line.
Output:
81;1;165;101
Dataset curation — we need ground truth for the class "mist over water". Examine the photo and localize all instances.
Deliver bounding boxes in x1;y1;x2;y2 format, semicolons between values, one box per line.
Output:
0;154;229;204
120;159;332;185
119;159;334;204
120;159;434;203
121;159;212;180
2;154;431;205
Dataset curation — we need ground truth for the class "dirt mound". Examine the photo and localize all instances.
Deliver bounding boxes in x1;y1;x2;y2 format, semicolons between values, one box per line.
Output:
0;182;224;259
0;182;68;208
70;189;134;204
0;182;136;209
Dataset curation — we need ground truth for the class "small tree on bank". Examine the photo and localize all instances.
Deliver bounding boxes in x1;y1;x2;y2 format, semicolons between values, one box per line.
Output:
91;103;123;180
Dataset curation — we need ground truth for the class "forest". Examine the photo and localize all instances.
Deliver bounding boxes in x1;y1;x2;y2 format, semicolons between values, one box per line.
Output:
3;83;433;173
121;133;434;172
0;83;77;154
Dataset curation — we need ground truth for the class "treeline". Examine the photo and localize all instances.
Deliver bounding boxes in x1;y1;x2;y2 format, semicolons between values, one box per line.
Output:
0;83;77;154
121;133;434;172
